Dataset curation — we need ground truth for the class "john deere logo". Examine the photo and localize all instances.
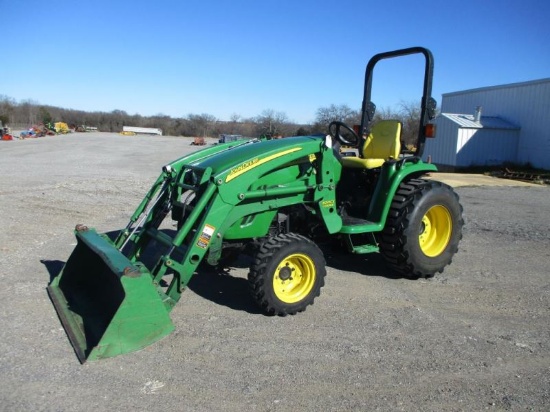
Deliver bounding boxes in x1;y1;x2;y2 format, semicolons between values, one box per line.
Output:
322;200;335;208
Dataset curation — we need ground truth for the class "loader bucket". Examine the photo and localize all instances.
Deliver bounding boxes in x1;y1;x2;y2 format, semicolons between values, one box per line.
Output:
47;227;174;363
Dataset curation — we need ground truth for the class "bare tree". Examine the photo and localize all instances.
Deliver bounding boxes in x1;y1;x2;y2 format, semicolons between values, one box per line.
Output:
186;113;217;137
254;109;291;137
312;104;360;134
225;113;243;135
397;100;422;148
19;100;41;125
315;104;358;124
372;105;400;123
0;95;310;138
0;95;16;126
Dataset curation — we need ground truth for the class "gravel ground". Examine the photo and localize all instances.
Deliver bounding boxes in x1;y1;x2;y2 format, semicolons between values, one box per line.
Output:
1;133;549;411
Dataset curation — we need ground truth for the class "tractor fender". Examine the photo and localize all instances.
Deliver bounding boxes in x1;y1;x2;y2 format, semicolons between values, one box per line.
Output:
367;160;437;225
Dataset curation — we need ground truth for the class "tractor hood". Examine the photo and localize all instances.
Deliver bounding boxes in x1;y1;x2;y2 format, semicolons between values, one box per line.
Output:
188;136;326;181
166;134;341;208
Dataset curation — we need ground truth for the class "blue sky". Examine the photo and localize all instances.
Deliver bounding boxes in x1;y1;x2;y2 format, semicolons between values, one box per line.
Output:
2;0;549;124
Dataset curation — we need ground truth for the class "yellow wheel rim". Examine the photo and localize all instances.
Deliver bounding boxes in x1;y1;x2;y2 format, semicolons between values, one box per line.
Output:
419;205;452;257
273;253;316;304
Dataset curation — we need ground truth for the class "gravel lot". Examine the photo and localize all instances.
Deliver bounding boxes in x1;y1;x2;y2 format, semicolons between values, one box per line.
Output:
1;133;549;411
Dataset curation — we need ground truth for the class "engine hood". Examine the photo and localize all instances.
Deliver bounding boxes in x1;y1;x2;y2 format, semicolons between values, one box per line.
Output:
189;136;324;180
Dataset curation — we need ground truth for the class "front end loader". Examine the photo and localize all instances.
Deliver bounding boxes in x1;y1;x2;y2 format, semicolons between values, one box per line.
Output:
48;47;463;362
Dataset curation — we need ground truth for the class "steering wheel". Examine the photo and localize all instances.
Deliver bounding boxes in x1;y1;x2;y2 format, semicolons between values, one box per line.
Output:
328;121;360;146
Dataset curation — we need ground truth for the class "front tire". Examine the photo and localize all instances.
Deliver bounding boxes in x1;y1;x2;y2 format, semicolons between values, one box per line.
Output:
378;178;463;278
249;233;326;316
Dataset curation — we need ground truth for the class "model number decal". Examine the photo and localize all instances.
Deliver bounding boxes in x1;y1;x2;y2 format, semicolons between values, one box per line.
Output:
225;147;302;182
226;158;260;181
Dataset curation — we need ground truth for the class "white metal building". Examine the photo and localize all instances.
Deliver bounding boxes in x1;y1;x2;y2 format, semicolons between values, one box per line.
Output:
122;126;163;136
423;78;550;170
424;113;520;168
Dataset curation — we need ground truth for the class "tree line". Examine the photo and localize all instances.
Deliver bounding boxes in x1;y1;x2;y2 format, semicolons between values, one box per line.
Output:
0;95;422;146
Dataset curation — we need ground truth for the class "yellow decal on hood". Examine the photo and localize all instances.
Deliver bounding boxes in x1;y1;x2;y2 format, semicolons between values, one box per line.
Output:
225;147;302;182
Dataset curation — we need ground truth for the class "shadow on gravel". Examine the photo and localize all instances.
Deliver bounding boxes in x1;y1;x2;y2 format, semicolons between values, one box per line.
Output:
187;264;262;315
324;249;413;280
40;229;261;315
41;259;65;284
40;230;407;315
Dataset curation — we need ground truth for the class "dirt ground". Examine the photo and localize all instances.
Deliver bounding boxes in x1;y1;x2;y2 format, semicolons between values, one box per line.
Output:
0;133;549;411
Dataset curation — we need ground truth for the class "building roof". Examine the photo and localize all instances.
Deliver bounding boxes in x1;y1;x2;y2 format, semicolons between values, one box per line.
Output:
443;78;550;97
440;113;520;130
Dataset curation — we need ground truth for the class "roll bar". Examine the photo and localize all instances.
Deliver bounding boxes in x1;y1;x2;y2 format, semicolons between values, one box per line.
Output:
359;47;437;157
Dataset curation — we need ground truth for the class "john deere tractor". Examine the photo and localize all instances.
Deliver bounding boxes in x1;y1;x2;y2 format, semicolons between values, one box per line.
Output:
48;47;463;362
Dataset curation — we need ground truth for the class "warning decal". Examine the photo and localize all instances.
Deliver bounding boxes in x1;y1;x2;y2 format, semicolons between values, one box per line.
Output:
197;224;215;249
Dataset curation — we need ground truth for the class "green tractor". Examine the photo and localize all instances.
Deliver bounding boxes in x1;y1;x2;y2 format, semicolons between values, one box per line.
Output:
48;47;463;362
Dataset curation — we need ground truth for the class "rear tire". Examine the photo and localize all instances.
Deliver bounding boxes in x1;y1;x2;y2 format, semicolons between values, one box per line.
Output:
378;178;463;278
249;233;326;316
